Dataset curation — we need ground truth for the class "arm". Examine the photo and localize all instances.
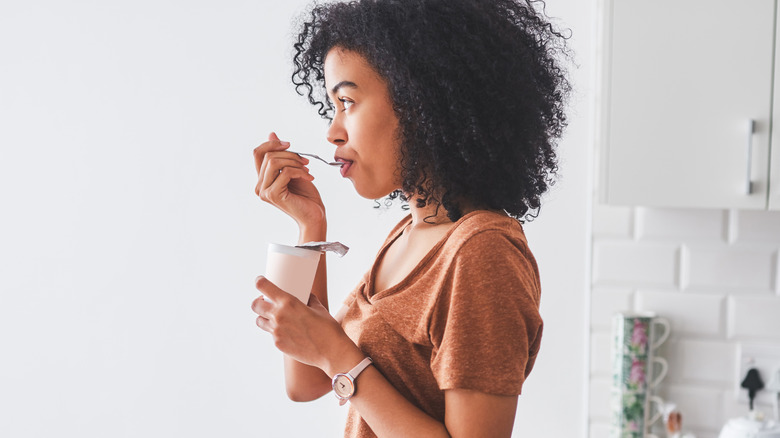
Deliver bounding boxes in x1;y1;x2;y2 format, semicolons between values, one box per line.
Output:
252;278;519;437
282;222;332;402
322;340;518;437
253;132;332;401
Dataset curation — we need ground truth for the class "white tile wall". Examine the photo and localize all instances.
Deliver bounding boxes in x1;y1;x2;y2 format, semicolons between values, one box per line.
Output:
589;206;780;438
592;204;635;238
590;287;634;331
728;296;780;340
593;243;680;287
590;331;612;377
635;290;725;337
638;207;727;242
661;385;722;433
687;246;776;293
660;339;737;385
589;378;613;421
735;211;780;244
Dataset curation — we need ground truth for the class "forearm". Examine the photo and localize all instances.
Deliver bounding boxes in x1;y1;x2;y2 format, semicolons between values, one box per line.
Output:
323;346;450;438
283;220;332;401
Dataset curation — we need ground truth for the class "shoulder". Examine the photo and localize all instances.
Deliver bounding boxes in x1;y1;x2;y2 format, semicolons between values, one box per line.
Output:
438;210;541;305
445;210;531;259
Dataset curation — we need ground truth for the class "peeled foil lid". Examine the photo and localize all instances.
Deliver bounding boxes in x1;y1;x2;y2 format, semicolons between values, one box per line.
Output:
295;241;349;257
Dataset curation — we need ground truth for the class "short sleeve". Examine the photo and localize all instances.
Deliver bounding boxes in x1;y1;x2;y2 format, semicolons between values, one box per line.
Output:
428;230;543;396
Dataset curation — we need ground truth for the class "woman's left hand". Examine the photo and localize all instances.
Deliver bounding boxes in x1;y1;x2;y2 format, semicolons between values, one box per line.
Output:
251;276;354;370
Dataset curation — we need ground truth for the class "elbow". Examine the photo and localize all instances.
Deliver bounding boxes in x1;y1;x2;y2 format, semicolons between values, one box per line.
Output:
286;390;314;403
285;386;328;403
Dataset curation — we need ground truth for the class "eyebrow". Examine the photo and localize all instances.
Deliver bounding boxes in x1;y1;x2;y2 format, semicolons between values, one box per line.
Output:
330;80;358;94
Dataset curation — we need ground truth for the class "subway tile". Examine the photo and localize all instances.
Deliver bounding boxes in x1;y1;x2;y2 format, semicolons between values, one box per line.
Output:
636;290;725;336
728;296;780;341
591;287;634;330
664;385;723;432
688;246;777;293
593;243;680;287
735;210;780;244
590;331;612;378
592;203;634;239
589;378;612;421
638;207;727;242
661;338;736;385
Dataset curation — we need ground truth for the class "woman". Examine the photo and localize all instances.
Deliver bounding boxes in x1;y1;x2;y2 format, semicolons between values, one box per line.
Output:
251;0;570;436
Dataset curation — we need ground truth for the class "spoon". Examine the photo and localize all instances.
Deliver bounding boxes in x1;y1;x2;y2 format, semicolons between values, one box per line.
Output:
289;151;344;167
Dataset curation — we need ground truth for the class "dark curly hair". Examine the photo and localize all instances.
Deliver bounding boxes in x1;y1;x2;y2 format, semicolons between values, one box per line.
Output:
292;0;571;222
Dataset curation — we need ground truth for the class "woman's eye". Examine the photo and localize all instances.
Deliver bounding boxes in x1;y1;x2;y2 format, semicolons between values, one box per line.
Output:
338;98;354;110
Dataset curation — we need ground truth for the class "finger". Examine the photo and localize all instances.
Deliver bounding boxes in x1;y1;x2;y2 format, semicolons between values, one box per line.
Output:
257;152;309;193
255;275;291;303
256;315;272;332
251;295;273;316
254;133;291;175
258;164;314;201
255;155;309;197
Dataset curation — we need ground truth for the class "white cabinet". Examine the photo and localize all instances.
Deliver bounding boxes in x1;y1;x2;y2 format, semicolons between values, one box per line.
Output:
597;0;779;210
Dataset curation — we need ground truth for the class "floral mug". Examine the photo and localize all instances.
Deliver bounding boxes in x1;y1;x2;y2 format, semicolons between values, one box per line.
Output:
611;312;671;391
612;312;670;358
615;355;668;393
610;392;665;438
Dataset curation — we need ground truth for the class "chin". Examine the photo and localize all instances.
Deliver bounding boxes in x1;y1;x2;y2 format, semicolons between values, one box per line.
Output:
351;180;397;201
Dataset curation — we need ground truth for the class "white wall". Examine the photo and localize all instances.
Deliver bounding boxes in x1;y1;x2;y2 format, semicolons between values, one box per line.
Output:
0;1;593;437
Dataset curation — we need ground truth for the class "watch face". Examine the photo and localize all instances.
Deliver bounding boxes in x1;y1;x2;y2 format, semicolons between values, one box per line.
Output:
333;375;354;399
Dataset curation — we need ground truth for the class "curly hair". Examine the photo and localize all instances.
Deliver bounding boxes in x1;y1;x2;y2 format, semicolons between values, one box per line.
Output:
292;0;571;222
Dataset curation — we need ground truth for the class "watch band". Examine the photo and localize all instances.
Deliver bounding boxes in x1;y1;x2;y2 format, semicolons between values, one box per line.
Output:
348;357;373;379
332;357;373;405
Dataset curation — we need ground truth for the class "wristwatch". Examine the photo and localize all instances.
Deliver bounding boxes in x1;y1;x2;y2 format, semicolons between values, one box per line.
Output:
332;357;373;406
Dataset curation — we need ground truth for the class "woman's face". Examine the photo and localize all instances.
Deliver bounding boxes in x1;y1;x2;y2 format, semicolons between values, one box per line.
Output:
324;47;402;200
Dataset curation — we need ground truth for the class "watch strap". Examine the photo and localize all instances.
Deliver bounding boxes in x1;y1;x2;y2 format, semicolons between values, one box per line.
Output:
347;357;373;380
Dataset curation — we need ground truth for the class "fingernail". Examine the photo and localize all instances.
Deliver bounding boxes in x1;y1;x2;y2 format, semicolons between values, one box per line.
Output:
280;141;290;146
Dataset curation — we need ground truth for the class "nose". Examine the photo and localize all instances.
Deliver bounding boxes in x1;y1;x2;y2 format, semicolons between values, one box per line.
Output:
326;112;347;146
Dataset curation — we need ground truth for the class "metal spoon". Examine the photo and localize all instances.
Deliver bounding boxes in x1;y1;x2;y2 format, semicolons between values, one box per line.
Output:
289;151;344;167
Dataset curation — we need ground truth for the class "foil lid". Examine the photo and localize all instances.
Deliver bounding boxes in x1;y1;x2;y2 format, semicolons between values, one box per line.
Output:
295;241;349;257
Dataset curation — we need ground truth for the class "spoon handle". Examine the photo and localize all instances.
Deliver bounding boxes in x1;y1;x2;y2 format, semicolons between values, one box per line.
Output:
290;151;343;167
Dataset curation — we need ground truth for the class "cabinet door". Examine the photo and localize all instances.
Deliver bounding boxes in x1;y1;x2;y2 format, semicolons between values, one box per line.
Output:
602;0;775;209
771;142;780;210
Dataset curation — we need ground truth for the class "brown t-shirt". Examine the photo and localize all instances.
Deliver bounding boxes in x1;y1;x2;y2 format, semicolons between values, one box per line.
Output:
340;210;543;437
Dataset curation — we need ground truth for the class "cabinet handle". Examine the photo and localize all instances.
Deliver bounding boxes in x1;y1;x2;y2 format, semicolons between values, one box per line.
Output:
746;119;755;194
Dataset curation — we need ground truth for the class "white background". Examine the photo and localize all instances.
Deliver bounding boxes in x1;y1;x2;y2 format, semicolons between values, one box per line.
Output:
0;1;593;436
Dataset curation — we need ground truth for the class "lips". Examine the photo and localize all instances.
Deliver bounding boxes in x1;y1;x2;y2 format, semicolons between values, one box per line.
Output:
335;157;353;177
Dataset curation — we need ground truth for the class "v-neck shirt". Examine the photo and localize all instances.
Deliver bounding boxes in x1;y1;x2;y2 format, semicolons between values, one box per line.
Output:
340;210;544;437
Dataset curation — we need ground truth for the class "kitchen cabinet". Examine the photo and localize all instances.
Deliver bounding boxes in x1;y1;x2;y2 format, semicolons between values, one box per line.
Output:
597;0;780;210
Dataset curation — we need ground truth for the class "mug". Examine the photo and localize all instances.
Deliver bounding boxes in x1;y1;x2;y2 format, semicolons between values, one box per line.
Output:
610;392;665;438
612;312;670;358
644;395;666;437
615;355;668;393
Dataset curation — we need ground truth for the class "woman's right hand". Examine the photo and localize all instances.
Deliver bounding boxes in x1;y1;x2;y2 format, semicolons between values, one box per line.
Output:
254;132;326;231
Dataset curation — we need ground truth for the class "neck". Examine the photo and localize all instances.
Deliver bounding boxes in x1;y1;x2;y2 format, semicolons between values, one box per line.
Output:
407;199;501;230
409;203;449;229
